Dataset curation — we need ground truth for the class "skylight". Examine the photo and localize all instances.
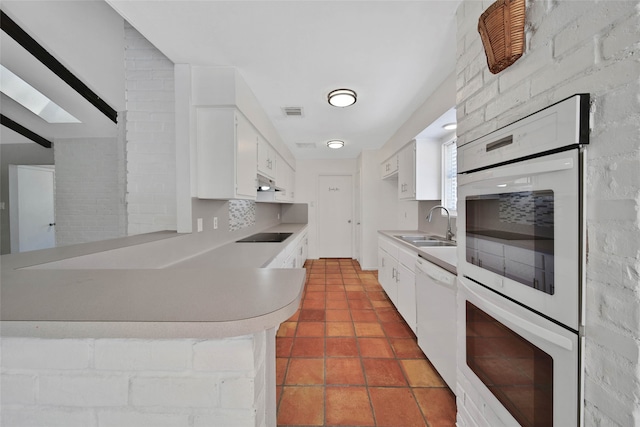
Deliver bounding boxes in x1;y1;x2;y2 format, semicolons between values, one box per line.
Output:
0;64;80;123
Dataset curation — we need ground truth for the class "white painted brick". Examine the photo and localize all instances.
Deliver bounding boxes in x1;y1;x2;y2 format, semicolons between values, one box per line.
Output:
554;1;633;58
1;338;91;370
192;410;257;427
1;408;96;427
485;80;531;120
97;410;189;427
220;377;255;409
531;42;595;96
456;74;483;105
1;374;36;404
602;12;640;60
39;375;129;407
193;338;255;372
130;376;218;408
94;339;192;371
465;80;498;114
584;377;640;427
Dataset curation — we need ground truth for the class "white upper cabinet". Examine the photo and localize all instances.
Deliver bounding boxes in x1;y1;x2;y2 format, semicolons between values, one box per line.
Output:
381;155;398;179
257;135;276;180
276;155;295;202
196;107;257;200
397;139;441;201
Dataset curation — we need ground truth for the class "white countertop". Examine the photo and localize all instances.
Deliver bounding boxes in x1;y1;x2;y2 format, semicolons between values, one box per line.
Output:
378;230;458;274
1;224;307;339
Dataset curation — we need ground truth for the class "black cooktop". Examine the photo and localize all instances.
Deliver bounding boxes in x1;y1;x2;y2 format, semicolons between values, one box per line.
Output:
236;232;293;243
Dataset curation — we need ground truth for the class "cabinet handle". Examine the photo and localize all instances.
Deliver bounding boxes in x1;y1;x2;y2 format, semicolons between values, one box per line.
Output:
396;269;400;283
478;259;483;267
392;267;396;279
382;258;385;268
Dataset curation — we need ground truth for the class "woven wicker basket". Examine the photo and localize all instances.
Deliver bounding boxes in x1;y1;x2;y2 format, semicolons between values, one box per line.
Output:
478;0;526;74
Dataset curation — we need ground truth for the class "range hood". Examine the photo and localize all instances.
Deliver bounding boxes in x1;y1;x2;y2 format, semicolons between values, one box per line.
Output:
257;174;279;192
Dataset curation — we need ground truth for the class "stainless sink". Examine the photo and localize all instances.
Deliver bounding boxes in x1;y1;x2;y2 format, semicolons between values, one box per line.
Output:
412;240;456;247
394;234;428;242
393;234;456;247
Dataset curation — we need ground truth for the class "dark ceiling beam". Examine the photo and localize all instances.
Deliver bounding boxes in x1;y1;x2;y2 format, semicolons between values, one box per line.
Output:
1;114;53;148
0;9;118;124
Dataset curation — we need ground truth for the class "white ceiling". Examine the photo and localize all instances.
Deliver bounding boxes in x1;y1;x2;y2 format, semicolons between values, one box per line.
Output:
1;1;460;158
106;0;461;159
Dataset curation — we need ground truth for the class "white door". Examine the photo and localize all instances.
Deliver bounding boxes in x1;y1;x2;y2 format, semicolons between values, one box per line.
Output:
9;165;56;252
318;175;352;258
354;168;361;263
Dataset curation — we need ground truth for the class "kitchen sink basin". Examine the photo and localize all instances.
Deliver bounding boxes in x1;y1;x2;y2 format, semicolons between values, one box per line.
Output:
412;240;456;247
394;235;428;242
393;234;456;247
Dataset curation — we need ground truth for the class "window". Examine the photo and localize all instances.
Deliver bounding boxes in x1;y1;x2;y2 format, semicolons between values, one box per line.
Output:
442;138;457;215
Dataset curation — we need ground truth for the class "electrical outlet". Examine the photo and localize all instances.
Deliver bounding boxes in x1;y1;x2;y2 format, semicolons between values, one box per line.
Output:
213;217;218;229
197;218;203;232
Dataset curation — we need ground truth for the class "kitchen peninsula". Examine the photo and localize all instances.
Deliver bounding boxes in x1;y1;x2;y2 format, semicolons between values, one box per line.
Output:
1;224;307;427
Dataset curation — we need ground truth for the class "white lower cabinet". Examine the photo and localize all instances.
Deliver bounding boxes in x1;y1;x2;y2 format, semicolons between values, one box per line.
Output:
266;230;308;269
377;236;417;332
396;258;417;333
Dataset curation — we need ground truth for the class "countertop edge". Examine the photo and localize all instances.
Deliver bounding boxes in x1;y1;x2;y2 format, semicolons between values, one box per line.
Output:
1;224;308;339
378;230;458;275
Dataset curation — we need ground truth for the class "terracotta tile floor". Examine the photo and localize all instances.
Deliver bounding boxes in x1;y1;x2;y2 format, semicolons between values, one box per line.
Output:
276;258;457;427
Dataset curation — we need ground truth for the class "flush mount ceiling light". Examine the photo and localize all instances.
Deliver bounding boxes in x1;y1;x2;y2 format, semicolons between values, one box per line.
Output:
327;89;357;107
0;64;80;123
442;122;457;130
327;140;344;149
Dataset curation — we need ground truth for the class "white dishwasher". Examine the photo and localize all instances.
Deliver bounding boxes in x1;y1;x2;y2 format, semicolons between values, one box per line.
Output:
415;256;457;392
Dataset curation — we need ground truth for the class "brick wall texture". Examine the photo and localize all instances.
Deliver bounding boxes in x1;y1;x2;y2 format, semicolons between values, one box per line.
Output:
1;334;267;427
124;23;177;235
54;137;126;246
456;1;640;425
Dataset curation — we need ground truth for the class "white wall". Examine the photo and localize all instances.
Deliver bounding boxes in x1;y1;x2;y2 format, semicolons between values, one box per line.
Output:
124;24;177;235
456;1;640;425
54;137;126;246
295;158;357;260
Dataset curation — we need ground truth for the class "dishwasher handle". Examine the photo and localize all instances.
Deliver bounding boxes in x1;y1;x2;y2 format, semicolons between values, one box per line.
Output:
416;258;456;287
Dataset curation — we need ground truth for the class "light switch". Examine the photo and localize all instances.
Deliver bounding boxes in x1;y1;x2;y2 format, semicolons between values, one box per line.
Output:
213;217;218;229
197;218;203;232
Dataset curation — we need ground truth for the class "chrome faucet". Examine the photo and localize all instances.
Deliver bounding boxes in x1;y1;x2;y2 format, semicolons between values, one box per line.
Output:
427;205;454;241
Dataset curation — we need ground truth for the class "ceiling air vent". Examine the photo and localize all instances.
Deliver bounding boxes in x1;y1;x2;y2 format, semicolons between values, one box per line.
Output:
282;107;303;117
295;142;317;149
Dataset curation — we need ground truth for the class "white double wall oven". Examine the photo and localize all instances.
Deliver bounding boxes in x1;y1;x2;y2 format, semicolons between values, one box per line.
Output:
455;95;590;427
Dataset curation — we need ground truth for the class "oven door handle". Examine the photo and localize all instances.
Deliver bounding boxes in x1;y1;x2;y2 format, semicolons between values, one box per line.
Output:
459;156;576;186
465;281;574;351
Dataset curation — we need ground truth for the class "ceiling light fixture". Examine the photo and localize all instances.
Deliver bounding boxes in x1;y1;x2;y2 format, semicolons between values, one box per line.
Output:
0;64;80;123
327;89;357;107
327;140;344;149
442;122;457;130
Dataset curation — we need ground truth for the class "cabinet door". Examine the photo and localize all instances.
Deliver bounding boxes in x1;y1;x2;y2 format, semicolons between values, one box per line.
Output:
257;136;275;180
398;143;416;200
196;108;257;200
397;263;416;333
236;113;259;198
378;248;398;305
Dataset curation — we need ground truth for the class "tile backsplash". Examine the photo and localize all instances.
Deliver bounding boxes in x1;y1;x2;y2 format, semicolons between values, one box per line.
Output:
229;200;256;231
498;191;554;227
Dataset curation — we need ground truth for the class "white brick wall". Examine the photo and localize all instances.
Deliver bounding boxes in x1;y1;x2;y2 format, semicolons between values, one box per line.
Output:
1;332;270;427
455;1;640;425
54;137;127;246
124;23;177;235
